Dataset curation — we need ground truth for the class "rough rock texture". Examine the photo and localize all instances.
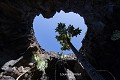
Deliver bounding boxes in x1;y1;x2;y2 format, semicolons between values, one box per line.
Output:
0;0;120;80
0;53;84;80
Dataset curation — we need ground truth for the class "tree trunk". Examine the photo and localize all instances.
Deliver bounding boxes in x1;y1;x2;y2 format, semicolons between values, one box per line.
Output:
67;38;105;80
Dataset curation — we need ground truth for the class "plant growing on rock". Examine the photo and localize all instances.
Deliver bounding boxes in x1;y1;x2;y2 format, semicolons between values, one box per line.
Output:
16;53;48;80
55;23;105;80
111;30;120;40
33;53;48;71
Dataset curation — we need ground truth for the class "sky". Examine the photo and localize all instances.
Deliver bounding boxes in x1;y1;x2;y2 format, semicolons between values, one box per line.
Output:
33;10;87;54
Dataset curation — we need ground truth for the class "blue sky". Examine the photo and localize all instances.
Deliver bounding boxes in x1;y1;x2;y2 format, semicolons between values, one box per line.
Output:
33;10;87;54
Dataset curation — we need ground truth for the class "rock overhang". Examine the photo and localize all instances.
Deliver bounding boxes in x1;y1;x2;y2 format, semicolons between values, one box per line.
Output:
0;0;120;79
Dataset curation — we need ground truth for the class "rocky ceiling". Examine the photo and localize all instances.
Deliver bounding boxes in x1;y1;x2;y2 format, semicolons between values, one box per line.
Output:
0;0;120;79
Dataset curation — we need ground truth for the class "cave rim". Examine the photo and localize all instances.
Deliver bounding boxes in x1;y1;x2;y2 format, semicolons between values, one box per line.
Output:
33;10;87;54
1;0;119;79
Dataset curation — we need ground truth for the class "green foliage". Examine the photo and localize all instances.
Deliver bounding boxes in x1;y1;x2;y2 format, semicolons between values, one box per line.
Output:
33;53;48;71
55;23;82;50
111;30;120;40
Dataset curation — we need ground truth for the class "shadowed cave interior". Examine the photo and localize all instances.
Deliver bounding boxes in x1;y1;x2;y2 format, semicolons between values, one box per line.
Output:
0;0;120;80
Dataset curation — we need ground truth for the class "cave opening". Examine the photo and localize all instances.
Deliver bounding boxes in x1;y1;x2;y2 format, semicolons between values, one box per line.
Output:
33;10;87;54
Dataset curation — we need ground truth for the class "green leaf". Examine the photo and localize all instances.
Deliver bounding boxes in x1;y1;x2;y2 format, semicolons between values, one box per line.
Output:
33;53;48;71
111;30;120;40
55;23;82;50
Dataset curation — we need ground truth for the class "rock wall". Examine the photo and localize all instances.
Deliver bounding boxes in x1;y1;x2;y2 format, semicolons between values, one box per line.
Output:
0;0;120;79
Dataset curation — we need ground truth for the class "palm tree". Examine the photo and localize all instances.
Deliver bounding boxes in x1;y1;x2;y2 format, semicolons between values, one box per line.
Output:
55;23;105;80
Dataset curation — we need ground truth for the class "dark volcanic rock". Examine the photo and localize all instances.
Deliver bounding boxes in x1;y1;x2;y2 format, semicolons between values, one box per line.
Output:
0;0;120;80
